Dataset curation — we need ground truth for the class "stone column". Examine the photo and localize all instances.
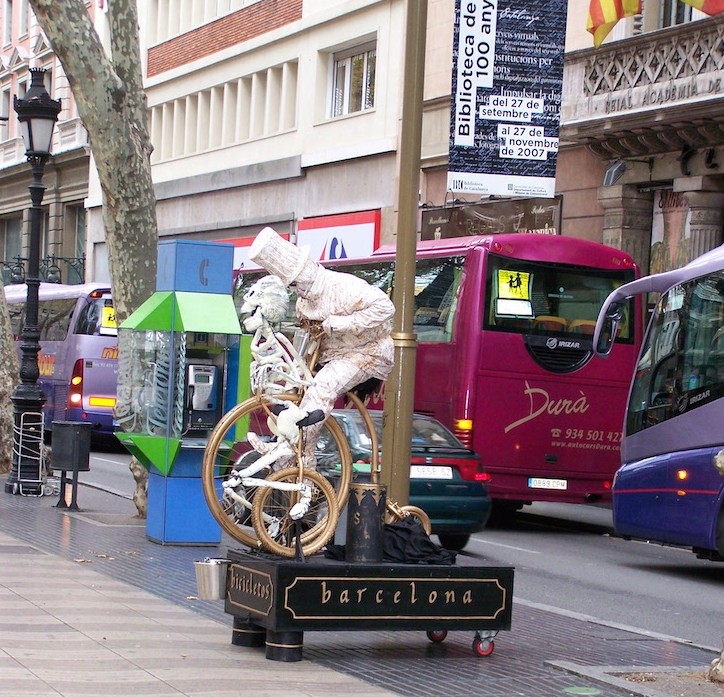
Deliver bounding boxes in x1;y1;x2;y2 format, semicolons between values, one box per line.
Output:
672;180;724;262
597;184;655;274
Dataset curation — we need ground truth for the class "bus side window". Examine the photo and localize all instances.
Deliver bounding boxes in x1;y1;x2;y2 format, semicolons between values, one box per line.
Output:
75;300;101;335
8;304;24;339
39;299;75;342
413;260;459;342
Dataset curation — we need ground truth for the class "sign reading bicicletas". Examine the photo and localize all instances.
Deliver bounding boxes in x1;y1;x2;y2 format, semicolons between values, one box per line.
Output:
447;0;567;198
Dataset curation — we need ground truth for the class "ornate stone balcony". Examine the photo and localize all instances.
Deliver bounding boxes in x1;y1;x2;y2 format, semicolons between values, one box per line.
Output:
561;15;724;158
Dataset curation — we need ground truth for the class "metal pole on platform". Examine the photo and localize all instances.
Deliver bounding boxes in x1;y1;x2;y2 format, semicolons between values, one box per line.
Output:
380;0;427;507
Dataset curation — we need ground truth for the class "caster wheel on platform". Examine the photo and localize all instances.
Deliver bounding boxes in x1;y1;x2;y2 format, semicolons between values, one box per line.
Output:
426;630;448;643
472;637;494;657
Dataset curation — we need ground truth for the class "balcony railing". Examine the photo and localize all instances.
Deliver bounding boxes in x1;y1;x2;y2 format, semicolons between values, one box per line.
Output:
1;254;86;286
561;15;724;157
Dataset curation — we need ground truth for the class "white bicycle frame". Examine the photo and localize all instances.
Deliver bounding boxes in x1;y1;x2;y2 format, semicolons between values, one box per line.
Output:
223;319;321;526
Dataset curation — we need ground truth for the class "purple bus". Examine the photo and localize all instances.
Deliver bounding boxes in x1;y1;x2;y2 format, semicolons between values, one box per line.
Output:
594;244;724;560
4;282;118;439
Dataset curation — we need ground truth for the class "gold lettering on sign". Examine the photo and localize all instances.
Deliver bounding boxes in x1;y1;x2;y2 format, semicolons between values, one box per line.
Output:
318;579;477;607
504;380;589;433
229;568;271;600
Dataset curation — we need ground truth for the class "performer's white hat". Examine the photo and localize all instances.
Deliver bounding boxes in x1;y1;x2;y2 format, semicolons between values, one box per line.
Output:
249;227;310;287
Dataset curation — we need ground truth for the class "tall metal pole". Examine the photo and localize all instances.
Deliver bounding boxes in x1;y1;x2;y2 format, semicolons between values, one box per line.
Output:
380;0;427;507
5;157;49;494
5;68;60;495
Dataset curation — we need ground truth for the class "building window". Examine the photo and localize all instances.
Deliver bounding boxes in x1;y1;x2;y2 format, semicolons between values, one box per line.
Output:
3;0;12;45
1;216;22;284
73;206;86;260
330;43;376;118
1;87;10;129
660;0;692;27
18;0;27;36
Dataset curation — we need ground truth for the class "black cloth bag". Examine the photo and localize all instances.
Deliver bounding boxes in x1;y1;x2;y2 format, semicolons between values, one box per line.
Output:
326;517;456;565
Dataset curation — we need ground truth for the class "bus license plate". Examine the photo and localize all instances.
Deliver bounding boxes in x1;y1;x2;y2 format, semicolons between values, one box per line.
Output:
411;466;453;479
528;477;568;490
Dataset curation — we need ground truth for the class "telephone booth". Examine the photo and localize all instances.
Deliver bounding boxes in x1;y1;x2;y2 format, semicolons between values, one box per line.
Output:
117;240;248;544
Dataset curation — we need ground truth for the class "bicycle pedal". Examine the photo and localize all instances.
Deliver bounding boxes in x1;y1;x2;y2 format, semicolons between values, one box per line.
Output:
296;408;325;427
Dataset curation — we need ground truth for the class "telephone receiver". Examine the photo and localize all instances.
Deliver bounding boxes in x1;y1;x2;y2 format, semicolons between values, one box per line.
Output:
198;258;209;286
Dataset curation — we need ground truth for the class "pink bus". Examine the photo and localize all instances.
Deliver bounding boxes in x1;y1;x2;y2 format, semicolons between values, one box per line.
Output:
237;233;643;518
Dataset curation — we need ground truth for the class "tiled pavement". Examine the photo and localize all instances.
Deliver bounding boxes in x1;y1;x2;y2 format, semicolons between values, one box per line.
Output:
0;482;718;697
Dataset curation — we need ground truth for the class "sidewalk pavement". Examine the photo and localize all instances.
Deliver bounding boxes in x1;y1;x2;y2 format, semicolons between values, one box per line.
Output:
0;480;719;697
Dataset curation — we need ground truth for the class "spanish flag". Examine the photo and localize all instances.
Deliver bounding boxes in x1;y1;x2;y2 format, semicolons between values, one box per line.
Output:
679;0;724;14
587;0;642;47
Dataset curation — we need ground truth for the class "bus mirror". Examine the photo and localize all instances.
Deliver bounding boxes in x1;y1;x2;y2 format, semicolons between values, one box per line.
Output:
595;302;624;357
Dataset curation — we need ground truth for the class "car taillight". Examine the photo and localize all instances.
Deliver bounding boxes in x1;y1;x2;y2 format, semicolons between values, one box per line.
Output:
457;458;490;483
69;359;83;406
453;418;473;448
474;457;490;483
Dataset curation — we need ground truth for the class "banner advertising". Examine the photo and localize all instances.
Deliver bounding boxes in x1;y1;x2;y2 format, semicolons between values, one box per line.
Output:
447;0;567;198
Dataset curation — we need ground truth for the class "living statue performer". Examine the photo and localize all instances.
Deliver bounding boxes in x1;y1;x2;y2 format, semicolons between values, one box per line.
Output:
237;227;395;518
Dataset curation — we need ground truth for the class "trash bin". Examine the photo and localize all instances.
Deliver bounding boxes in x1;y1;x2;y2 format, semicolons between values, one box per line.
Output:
194;558;230;600
52;421;92;472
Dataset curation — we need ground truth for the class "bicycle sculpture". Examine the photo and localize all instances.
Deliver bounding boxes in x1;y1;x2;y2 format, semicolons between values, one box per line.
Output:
201;227;429;558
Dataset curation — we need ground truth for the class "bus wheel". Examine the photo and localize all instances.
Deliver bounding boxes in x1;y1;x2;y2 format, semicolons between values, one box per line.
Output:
487;501;524;528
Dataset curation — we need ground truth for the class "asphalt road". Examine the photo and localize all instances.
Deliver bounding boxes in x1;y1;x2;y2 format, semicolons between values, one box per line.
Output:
464;501;724;650
85;446;724;651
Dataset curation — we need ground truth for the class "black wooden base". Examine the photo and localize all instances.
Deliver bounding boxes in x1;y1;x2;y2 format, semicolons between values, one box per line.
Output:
224;548;514;662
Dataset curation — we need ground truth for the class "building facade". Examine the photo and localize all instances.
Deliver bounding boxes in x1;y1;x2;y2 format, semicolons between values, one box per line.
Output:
0;0;721;283
0;0;89;286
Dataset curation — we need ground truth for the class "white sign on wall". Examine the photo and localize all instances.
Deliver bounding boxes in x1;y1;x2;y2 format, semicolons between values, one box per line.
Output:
296;211;381;262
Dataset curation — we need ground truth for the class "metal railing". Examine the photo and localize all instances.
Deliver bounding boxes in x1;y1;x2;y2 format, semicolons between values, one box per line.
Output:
1;254;85;285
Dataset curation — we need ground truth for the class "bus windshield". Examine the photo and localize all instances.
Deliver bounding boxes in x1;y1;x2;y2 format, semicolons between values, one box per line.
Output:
626;270;724;437
485;254;634;341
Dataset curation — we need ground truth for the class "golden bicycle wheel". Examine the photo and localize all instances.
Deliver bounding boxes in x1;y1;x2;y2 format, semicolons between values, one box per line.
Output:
251;467;339;557
386;503;432;535
201;393;353;549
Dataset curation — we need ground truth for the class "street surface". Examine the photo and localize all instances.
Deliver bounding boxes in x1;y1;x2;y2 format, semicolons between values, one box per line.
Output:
86;446;724;651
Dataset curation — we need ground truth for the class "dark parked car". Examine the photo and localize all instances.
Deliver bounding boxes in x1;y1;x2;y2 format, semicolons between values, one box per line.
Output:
318;409;492;551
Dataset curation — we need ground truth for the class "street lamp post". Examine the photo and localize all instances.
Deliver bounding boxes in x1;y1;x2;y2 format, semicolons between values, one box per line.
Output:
5;68;61;495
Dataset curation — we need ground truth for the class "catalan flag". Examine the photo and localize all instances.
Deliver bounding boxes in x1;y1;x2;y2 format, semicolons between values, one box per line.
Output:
587;0;642;47
679;0;724;14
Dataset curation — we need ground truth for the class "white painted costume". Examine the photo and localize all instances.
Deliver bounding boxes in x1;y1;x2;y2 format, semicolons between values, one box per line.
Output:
247;226;395;468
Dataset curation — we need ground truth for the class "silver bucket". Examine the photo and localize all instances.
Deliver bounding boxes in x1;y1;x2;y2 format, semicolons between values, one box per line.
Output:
194;558;230;600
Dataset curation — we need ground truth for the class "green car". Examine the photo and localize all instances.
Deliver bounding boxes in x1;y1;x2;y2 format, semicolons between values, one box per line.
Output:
317;409;492;551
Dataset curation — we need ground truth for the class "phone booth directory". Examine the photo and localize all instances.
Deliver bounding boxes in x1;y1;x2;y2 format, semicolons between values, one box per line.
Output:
116;241;245;544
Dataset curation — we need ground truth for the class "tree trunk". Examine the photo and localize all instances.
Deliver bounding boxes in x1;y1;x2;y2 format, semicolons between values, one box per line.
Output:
0;280;19;474
30;0;158;516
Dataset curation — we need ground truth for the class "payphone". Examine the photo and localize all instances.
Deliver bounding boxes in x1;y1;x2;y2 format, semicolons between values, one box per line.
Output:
185;361;220;431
